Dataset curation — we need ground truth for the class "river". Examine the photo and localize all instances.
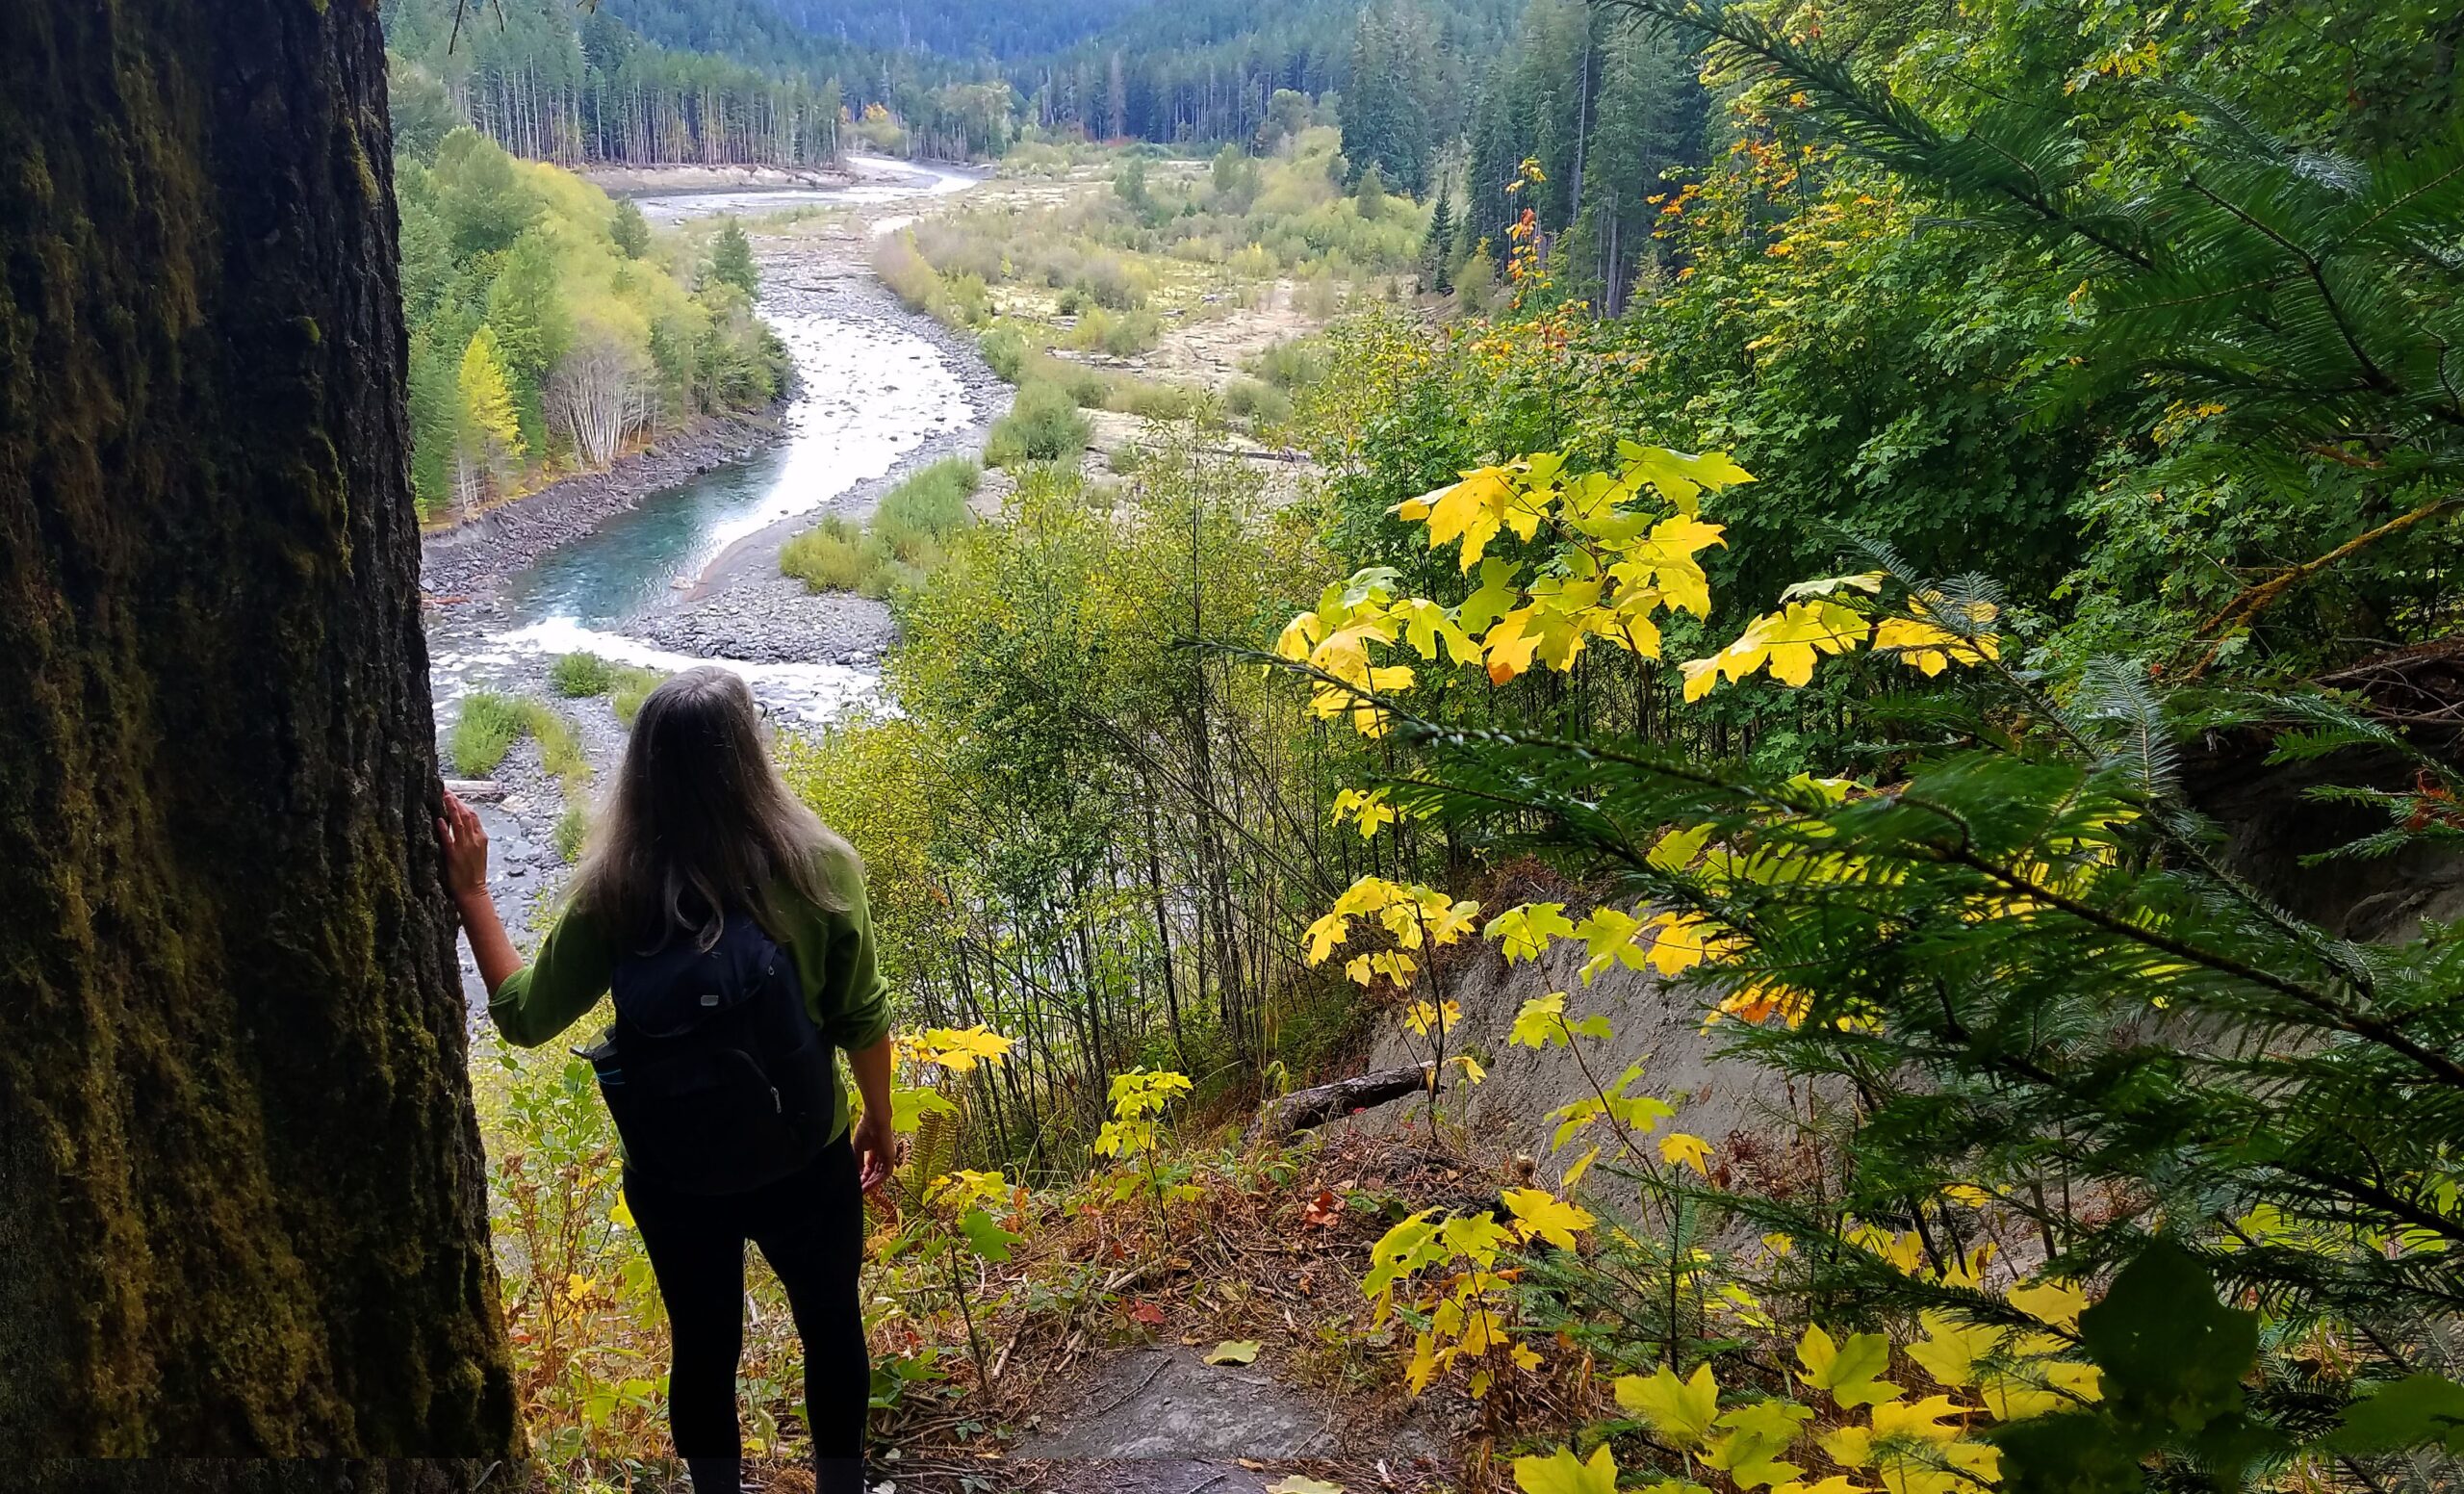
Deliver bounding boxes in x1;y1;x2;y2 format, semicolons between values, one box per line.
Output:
426;157;986;729
423;159;998;977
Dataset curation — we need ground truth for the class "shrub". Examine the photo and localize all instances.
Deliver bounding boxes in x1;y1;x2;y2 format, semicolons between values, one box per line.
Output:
1052;361;1112;407
1068;305;1118;352
1107;378;1201;421
523;702;588;787
1075;254;1144;310
1227;243;1278;279
872;458;980;562
943;271;992;327
978;326;1028;382
1101;309;1162;357
450;692;526;777
1251;337;1328;390
1225;378;1291;426
872;234;945;315
985;382;1091;467
781;516;875;593
859;558;923;602
549;652;614;698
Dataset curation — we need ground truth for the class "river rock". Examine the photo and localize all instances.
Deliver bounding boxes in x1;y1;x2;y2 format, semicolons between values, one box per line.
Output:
636;571;896;665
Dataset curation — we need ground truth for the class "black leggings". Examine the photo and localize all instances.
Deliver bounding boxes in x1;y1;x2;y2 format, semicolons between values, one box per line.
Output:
625;1137;869;1476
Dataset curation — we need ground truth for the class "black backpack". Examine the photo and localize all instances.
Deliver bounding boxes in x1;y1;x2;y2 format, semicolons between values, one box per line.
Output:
578;913;836;1195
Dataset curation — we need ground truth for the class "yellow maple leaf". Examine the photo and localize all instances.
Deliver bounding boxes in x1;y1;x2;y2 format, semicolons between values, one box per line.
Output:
2005;1277;2090;1332
1513;1444;1619;1494
1873;595;2001;676
1872;1393;1977;1442
911;1025;1015;1072
1501;1187;1596;1249
1796;1325;1900;1408
1486;901;1578;962
1646;912;1731;975
1481;605;1549;683
1659;1132;1714;1175
1614;1362;1721;1450
1418;466;1551;570
1906;1313;2001;1390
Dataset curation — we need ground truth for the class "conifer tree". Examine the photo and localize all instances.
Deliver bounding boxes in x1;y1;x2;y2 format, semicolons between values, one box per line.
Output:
1356;162;1389;220
483;231;569;451
706;216;759;298
1421;185;1456;293
609;198;651;259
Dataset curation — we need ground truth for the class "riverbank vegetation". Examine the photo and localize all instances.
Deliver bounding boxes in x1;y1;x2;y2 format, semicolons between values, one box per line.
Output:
399;129;786;519
867;129;1424;439
550;653;673;728
781;458;986;598
451;691;597;862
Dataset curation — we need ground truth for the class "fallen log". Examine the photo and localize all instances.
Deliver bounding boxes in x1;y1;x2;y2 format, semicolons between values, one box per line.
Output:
1247;1062;1438;1142
442;778;506;803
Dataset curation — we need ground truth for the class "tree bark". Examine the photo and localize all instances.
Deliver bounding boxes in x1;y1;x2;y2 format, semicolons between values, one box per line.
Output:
0;0;520;1475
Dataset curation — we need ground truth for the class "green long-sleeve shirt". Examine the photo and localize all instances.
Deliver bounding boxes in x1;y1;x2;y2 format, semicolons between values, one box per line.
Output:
488;844;893;1145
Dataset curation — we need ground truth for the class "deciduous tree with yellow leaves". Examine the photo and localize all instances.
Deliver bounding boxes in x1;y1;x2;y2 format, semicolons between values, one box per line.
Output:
1275;439;2464;1488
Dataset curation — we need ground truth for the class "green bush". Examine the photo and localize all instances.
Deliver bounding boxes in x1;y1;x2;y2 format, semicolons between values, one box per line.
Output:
1225;378;1291;426
781;516;875;592
873;233;945;315
549;652;615;698
985;382;1091;468
450;692;526;777
859;558;923;602
522;701;588;786
1067;305;1118;352
1107;377;1201;421
872;458;980;562
978;326;1028;382
450;695;591;852
1056;363;1112;408
944;271;992;327
1251;337;1329;390
1101;309;1162;357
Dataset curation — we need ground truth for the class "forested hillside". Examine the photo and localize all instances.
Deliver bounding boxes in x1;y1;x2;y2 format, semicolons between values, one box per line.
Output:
378;0;1533;167
396;127;783;516
384;0;848;167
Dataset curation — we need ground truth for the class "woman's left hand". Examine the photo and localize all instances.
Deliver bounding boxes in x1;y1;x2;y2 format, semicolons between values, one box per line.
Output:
852;1108;897;1195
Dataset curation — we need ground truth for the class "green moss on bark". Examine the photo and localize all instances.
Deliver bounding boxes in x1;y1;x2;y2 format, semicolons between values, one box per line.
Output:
0;0;519;1476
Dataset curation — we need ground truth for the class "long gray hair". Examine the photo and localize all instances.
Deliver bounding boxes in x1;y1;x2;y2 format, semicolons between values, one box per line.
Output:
573;666;849;951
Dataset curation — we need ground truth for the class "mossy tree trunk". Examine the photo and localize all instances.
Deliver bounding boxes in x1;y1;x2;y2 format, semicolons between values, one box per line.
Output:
0;0;520;1476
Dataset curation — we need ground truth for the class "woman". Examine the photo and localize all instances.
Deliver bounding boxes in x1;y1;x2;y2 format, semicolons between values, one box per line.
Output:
439;666;893;1494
